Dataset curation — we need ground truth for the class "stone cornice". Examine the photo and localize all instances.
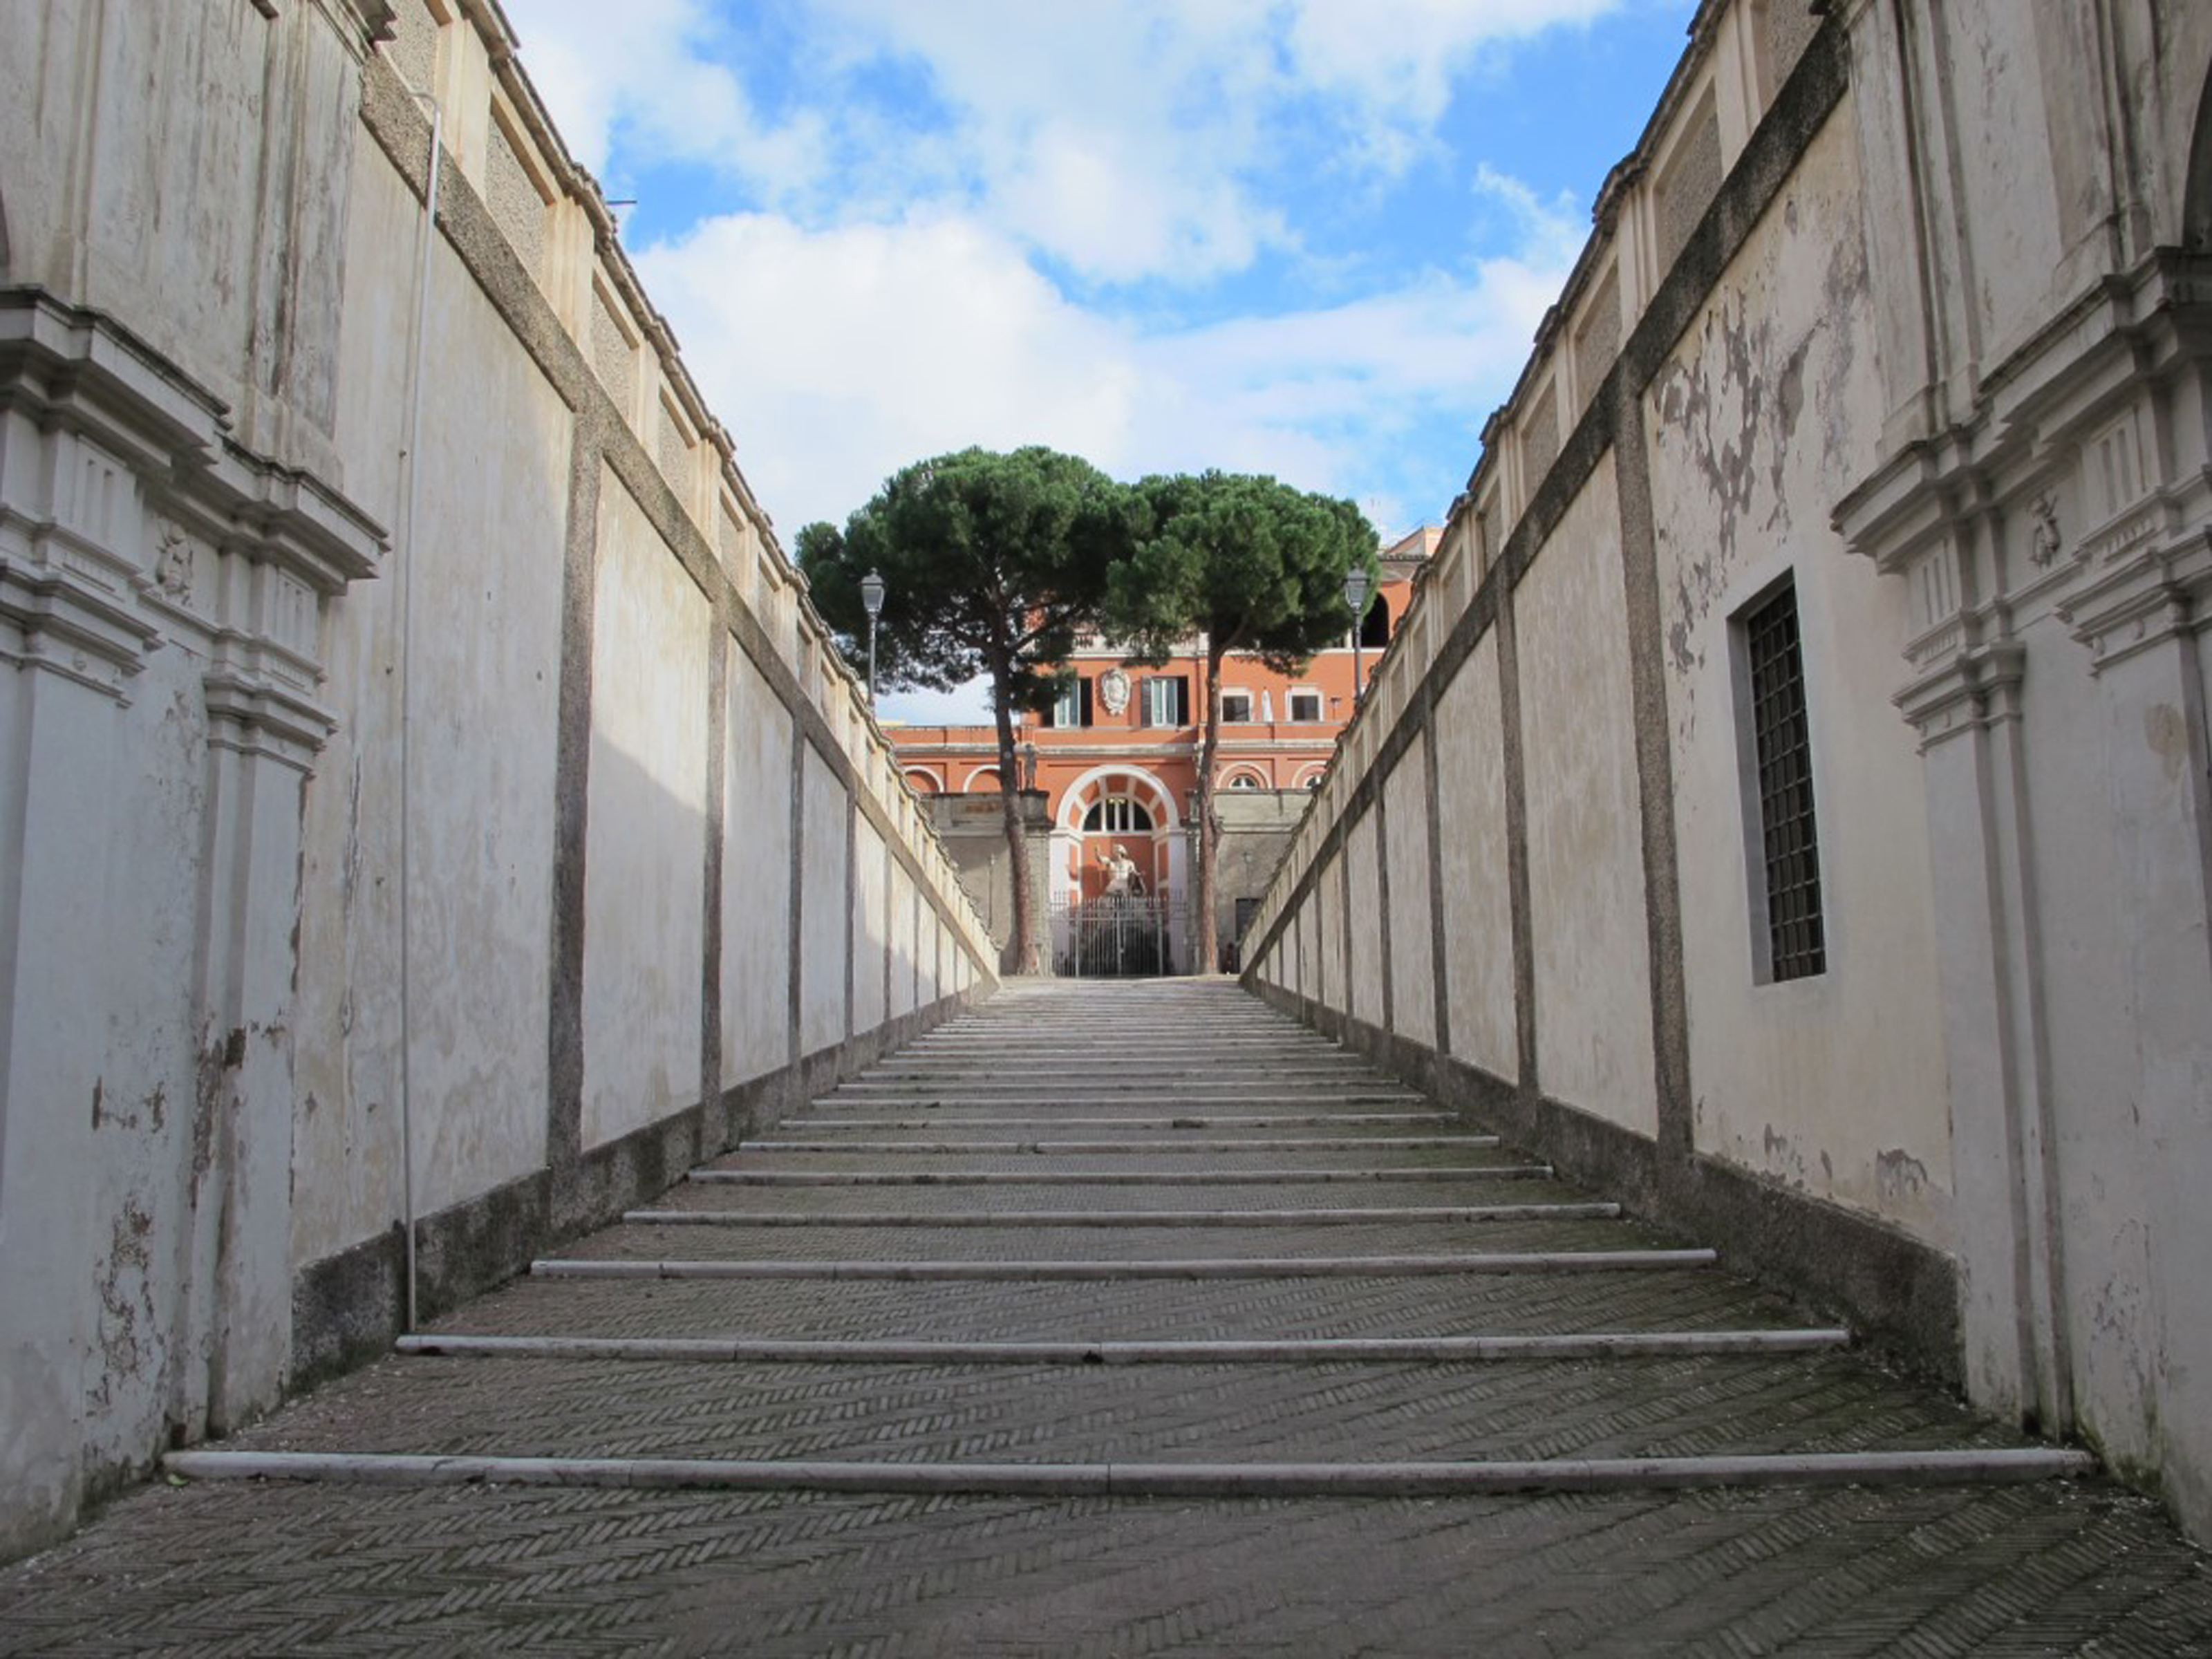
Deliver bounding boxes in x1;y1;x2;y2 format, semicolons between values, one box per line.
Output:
0;289;380;739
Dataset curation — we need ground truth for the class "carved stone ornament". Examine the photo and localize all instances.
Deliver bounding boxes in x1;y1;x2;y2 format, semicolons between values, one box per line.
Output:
1098;667;1131;715
2028;494;2063;568
155;520;196;602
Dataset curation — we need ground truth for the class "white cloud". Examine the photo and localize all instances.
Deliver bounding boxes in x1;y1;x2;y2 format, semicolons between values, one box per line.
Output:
505;0;827;194
504;0;1622;285
1284;0;1627;128
633;183;1578;535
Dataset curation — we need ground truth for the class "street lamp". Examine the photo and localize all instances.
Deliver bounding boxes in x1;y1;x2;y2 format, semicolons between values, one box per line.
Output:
1343;565;1372;703
860;568;886;708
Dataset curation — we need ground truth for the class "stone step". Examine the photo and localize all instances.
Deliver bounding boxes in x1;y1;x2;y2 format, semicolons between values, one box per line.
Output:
687;1165;1560;1186
571;1217;1656;1266
164;1446;2094;1499
525;1248;1718;1282
414;1267;1807;1344
618;1204;1625;1231
652;1175;1611;1215
177;1347;2045;1480
774;1112;1459;1130
395;1329;1849;1365
733;1136;1500;1155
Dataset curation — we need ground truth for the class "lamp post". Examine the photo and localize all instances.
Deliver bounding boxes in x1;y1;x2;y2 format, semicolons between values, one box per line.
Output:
860;568;886;708
1343;565;1372;704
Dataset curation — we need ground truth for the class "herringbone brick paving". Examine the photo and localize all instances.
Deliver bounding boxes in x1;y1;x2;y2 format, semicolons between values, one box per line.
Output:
4;977;2209;1656
214;1354;2013;1464
4;1482;2208;1654
403;1263;1808;1340
547;1216;1681;1258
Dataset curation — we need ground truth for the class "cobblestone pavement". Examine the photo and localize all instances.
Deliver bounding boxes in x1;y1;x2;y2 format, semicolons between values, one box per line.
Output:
3;979;2209;1656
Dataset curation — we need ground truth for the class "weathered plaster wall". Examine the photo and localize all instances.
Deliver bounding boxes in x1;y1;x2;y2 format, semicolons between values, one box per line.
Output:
1241;0;2212;1546
1644;108;1950;1237
1316;850;1346;1011
295;146;570;1253
581;471;711;1150
1432;632;1517;1081
1381;739;1436;1049
0;0;997;1562
889;862;917;1019
800;744;852;1056
850;817;890;1034
1345;815;1383;1028
1515;464;1657;1137
722;653;794;1086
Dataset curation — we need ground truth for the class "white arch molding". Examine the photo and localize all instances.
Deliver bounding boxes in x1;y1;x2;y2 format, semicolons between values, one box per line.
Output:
1053;762;1180;832
959;765;1003;794
1052;762;1188;973
903;767;942;794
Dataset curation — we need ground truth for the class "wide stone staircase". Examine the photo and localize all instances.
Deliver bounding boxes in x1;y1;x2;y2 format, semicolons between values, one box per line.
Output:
16;978;2212;1656
187;979;2070;1488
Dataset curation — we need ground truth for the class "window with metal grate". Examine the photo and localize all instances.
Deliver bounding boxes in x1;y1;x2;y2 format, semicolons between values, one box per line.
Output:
1743;579;1826;981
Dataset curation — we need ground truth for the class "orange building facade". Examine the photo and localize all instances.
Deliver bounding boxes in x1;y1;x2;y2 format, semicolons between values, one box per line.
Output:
890;530;1434;969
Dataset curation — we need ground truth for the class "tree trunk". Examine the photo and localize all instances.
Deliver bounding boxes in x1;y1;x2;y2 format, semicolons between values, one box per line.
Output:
1193;641;1225;975
990;659;1037;975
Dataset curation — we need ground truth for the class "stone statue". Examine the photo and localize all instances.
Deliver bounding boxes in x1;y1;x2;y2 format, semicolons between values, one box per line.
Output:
1101;843;1142;898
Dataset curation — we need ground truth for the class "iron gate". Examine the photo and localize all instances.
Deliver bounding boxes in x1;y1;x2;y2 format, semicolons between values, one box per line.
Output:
1053;894;1174;977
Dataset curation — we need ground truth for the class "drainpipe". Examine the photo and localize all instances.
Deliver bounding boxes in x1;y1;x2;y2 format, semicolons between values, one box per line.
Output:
395;78;443;1333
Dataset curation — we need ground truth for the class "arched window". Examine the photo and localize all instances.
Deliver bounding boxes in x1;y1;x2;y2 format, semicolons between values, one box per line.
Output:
1226;771;1262;790
1360;595;1391;649
1082;794;1154;832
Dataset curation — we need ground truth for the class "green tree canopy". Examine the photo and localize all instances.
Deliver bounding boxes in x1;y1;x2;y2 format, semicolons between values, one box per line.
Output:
797;445;1138;972
1107;471;1377;673
798;446;1133;714
1106;470;1378;972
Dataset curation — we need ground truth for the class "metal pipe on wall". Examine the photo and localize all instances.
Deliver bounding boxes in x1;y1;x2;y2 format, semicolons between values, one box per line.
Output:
396;78;444;1334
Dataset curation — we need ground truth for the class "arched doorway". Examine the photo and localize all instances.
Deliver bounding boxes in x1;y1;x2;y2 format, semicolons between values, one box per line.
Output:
1051;765;1182;975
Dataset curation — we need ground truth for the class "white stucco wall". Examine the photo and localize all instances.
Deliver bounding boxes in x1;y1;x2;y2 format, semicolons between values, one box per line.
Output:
1432;635;1517;1081
581;470;709;1149
1346;814;1384;1027
798;745;851;1056
324;162;566;1226
1382;734;1437;1049
1514;466;1657;1134
1316;850;1346;1011
850;817;889;1033
1644;106;1951;1236
888;862;917;1019
0;0;1005;1564
721;645;792;1086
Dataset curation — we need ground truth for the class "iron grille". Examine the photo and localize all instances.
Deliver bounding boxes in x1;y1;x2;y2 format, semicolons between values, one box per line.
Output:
1745;581;1826;980
1051;894;1174;978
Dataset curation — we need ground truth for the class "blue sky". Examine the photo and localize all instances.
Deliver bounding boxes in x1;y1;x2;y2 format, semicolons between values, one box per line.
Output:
503;0;1696;717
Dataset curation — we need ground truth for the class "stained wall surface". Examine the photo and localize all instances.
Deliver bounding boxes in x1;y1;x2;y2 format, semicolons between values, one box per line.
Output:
1242;0;2212;1544
0;0;995;1560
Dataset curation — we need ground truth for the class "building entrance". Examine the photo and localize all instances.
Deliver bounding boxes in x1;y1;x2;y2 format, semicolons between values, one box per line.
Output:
1051;892;1174;977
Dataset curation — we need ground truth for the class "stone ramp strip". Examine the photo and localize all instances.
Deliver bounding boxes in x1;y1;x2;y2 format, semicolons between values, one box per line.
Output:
167;1448;2090;1499
74;980;2212;1653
